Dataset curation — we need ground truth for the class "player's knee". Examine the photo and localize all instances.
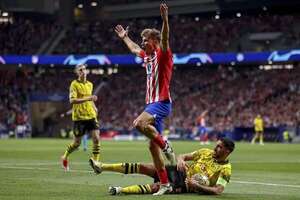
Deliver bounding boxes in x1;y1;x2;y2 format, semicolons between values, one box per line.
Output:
133;119;145;131
74;141;81;147
92;137;99;144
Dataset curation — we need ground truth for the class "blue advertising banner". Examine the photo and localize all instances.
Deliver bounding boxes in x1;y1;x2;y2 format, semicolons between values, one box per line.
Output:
1;49;300;66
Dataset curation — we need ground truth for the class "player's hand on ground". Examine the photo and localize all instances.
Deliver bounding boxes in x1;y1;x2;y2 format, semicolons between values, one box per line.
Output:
176;157;188;172
160;3;168;20
115;25;129;39
90;95;98;102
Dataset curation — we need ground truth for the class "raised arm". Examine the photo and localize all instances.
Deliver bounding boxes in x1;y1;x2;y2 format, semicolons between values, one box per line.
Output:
115;25;142;56
160;3;170;51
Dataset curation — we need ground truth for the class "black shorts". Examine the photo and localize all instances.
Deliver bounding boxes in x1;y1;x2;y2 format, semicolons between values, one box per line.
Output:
153;166;187;193
73;118;99;137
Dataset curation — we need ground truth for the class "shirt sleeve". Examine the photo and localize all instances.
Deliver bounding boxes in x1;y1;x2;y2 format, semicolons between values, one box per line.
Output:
90;82;93;95
191;148;208;161
69;82;77;101
216;165;231;187
139;50;145;58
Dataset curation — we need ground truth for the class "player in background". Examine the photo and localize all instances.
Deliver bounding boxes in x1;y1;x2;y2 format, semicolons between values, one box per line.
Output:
251;114;264;145
113;3;175;195
196;110;209;145
61;64;101;171
89;138;234;196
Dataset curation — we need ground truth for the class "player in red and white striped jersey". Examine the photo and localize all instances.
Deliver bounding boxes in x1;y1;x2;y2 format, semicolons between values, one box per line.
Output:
114;3;175;195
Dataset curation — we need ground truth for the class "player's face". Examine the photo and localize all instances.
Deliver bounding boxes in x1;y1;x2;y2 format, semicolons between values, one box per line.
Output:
213;140;229;159
141;36;155;53
76;65;87;79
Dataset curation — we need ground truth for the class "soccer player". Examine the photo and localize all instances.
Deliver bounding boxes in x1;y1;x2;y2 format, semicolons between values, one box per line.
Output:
61;64;101;171
196;110;209;145
89;138;235;195
113;3;175;195
251;114;264;145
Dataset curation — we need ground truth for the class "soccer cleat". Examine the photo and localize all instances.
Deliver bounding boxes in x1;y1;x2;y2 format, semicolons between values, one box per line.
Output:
61;156;69;172
153;184;172;196
89;158;102;174
108;186;122;195
163;141;177;165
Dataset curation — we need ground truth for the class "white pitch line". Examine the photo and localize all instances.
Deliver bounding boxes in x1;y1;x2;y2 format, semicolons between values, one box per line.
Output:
232;180;300;188
0;162;86;166
1;165;300;189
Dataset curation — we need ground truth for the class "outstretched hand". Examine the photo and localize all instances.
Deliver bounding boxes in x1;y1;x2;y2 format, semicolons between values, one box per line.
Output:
115;25;129;39
160;3;168;21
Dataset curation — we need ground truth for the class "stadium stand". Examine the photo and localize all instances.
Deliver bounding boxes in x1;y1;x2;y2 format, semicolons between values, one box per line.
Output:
0;65;299;140
1;14;299;55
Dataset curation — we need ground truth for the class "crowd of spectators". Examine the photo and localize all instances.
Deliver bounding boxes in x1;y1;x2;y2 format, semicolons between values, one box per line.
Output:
1;14;299;55
53;14;300;54
0;65;299;138
0;70;31;137
0;17;60;55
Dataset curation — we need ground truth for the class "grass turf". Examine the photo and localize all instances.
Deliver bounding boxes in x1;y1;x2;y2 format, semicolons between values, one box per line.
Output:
0;139;299;200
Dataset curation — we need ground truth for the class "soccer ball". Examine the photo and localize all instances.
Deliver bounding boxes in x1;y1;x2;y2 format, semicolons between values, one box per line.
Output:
192;174;210;186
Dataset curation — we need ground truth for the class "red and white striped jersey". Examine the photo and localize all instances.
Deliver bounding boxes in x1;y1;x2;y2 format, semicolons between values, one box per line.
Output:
139;47;173;104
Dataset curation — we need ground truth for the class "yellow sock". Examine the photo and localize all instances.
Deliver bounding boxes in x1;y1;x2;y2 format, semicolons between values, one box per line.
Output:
259;135;264;144
92;144;100;161
63;143;79;158
102;163;140;174
122;184;152;194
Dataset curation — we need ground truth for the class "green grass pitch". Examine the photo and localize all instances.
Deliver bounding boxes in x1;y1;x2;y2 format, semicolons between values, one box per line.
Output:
0;139;299;200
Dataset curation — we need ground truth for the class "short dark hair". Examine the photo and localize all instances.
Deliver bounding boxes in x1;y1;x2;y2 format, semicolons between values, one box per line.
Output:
220;138;235;153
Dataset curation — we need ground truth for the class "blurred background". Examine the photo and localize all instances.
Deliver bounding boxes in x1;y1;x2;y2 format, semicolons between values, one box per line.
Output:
0;0;299;143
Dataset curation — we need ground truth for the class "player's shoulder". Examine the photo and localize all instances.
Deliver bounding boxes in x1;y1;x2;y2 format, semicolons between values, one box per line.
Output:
221;162;232;176
86;80;93;85
193;148;213;156
70;80;78;87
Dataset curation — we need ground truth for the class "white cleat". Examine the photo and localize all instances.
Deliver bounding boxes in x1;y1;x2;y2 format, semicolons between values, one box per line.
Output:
163;141;177;166
108;186;122;195
153;184;172;196
89;158;102;174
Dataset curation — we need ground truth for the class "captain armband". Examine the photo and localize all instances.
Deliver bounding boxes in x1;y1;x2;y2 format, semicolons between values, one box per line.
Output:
216;177;228;187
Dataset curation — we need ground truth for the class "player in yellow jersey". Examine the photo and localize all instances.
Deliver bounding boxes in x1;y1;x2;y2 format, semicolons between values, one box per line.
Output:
61;64;101;171
89;138;234;195
251;114;264;145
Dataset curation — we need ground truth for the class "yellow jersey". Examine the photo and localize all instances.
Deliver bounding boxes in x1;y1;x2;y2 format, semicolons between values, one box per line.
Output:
186;148;232;187
254;117;264;132
69;79;97;121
